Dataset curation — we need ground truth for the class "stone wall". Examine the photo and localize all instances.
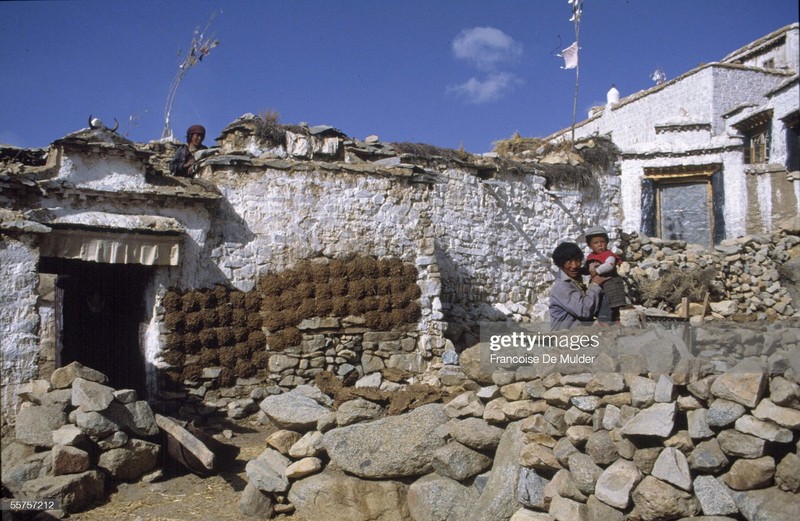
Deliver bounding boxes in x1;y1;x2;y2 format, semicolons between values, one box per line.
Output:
1;127;622;422
235;320;800;521
0;232;43;422
3;362;162;514
429;163;620;338
153;256;425;416
620;229;800;319
201;129;620;349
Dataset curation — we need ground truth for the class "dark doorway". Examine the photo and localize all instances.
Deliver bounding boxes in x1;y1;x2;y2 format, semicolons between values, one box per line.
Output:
40;257;151;396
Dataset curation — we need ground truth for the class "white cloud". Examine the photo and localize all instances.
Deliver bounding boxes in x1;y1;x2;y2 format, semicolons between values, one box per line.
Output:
448;73;523;104
452;27;522;72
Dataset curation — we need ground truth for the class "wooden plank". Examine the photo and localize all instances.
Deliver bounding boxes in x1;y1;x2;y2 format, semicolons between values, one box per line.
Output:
681;297;690;319
701;292;710;317
155;414;216;471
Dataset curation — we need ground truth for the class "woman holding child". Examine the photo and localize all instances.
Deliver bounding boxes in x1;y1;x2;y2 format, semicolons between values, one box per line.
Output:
549;226;626;330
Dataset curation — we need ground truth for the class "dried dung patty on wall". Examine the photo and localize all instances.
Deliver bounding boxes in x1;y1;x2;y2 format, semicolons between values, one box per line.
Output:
259;256;420;351
160;256;421;382
161;285;258;382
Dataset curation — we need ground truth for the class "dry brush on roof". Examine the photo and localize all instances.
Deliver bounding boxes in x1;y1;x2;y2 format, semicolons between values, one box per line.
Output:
391;142;473;163
253;110;293;146
493;133;618;163
492;133;619;188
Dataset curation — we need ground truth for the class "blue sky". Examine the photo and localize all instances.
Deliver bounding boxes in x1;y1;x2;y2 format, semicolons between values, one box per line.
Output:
1;1;797;153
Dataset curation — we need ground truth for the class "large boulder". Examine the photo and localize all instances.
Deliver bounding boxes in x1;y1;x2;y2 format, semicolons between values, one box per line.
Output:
18;470;105;513
432;442;492;481
71;378;115;412
324;403;449;478
2;452;52;497
732;486;798;521
104;400;159;437
709;360;767;408
97;439;160;481
74;409;121;438
238;482;274;519
467;421;526;521
52;444;91;476
568;453;603;496
631;476;700;521
260;389;332;431
336;397;385;426
459;344;494;385
14;405;67;447
449;417;504;451
517;467;550;510
245;448;291;493
693;475;738;516
650;447;692;491
50;362;108;389
621;402;676;438
407;473;478;521
288;469;409;521
721;456;775;491
594;459;642;510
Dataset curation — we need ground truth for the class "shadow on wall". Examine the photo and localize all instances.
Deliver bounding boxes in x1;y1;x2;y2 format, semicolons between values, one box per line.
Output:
435;240;507;351
435;173;606;350
210;196;256;247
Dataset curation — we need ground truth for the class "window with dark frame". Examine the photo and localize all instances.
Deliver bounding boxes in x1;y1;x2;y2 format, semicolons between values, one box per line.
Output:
783;112;800;172
736;111;773;165
641;165;725;248
745;123;771;164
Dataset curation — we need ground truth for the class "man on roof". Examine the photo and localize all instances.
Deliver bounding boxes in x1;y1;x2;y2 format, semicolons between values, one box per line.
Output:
169;124;207;178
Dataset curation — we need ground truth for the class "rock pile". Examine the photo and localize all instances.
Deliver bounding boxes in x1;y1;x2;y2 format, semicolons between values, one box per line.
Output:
620;230;799;319
237;322;799;521
2;362;161;514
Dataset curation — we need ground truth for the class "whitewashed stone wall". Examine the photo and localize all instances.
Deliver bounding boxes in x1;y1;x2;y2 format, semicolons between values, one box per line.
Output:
429;167;620;325
199;161;620;338
768;79;800;168
2;134;621;420
0;234;42;421
206;168;429;288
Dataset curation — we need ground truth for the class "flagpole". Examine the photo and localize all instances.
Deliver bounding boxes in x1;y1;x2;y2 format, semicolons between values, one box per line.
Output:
570;0;583;144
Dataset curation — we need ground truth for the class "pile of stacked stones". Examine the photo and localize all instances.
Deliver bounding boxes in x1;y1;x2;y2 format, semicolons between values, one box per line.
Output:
619;230;799;319
155;324;424;427
237;323;799;521
2;362;160;515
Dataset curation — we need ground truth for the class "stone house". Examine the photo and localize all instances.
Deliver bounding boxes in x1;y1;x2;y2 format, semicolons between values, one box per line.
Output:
548;23;800;248
0;119;619;422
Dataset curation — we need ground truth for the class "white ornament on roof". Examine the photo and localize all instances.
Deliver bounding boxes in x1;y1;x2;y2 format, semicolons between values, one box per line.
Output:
607;85;620;105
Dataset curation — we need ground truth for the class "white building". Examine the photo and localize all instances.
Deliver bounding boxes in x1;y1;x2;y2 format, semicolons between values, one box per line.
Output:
548;23;800;248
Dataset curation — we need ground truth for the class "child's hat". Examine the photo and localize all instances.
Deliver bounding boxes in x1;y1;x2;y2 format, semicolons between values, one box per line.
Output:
584;226;609;243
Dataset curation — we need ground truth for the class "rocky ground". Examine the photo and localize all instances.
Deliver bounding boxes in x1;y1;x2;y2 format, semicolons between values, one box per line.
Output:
2;417;300;521
3;319;800;521
62;421;301;521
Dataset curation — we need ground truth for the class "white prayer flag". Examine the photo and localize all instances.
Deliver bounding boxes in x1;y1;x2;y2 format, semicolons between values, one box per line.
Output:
561;42;578;69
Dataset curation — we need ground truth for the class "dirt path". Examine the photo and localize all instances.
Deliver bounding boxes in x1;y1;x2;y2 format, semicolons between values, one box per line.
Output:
68;422;300;521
